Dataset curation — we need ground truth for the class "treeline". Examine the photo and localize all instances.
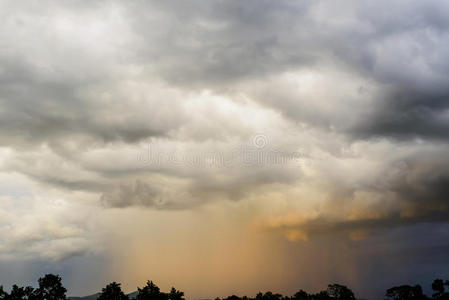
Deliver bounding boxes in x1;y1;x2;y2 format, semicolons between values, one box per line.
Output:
0;274;449;300
97;281;184;300
215;280;449;300
0;274;66;300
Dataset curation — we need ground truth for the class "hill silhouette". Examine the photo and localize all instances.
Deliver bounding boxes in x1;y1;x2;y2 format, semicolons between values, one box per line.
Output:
68;294;100;300
68;291;138;300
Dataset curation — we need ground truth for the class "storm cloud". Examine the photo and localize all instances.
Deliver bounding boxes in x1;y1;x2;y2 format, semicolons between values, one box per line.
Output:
1;0;449;298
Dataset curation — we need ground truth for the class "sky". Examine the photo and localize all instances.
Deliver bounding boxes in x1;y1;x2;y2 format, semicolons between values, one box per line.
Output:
1;0;449;299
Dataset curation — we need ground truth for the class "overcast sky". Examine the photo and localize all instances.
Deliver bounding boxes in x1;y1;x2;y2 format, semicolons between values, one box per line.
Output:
1;0;449;299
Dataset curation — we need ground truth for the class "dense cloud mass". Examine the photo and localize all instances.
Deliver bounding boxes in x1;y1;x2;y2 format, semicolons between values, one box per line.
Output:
1;0;449;298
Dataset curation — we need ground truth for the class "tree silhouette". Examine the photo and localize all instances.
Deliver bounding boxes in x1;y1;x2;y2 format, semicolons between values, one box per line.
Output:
98;282;129;300
4;273;449;300
223;295;242;300
327;284;355;300
432;279;449;300
385;285;426;300
255;292;283;300
0;286;7;300
136;281;167;300
168;287;185;300
309;291;331;300
34;274;67;300
7;284;34;300
292;290;309;300
433;280;445;298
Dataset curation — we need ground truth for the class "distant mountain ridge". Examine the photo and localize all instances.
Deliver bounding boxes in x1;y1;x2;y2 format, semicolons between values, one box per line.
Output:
69;291;137;300
68;293;100;300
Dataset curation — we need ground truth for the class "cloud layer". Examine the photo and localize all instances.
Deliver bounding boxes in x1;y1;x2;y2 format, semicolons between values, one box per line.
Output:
1;0;449;298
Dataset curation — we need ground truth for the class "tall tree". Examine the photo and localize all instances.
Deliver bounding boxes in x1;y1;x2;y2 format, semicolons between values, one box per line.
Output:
136;281;166;300
35;274;67;300
98;282;129;300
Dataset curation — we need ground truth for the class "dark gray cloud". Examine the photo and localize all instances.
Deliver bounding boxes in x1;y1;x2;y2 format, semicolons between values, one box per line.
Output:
352;89;449;141
274;146;449;240
2;0;449;150
124;0;317;87
100;180;161;208
0;56;182;147
100;163;303;209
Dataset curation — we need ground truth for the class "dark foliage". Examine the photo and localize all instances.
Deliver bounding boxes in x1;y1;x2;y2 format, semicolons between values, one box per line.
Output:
2;273;449;300
326;284;355;300
0;286;7;300
167;287;185;300
291;290;309;300
136;281;164;300
35;274;67;300
135;281;184;300
385;285;426;300
8;285;34;300
431;280;449;300
0;274;66;300
97;282;128;300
